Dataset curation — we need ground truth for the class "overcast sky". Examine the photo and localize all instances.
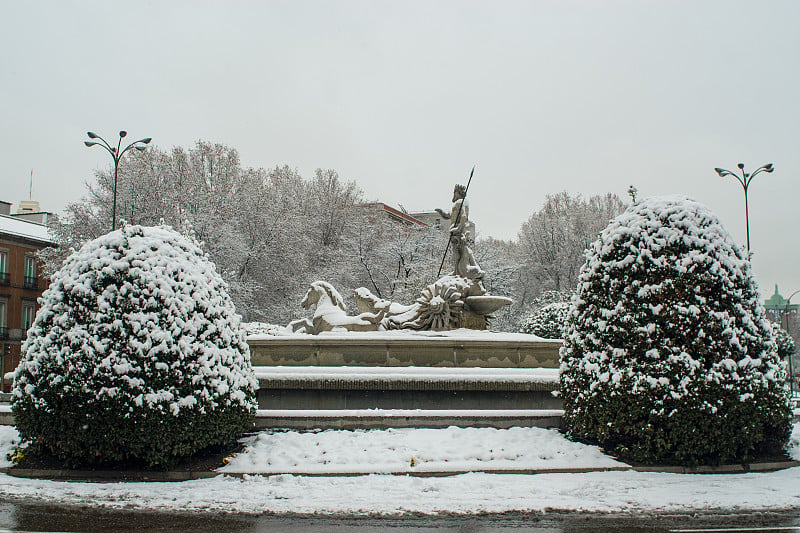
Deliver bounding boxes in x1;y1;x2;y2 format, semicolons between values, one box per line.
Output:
2;0;798;300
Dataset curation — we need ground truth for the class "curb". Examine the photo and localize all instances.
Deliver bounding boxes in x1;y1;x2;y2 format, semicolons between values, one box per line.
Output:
218;466;635;478
2;461;798;482
632;460;800;474
0;467;218;482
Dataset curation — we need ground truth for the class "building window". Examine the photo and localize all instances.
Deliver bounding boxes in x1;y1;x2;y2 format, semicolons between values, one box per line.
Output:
22;302;36;334
0;250;8;285
0;299;7;340
23;255;37;289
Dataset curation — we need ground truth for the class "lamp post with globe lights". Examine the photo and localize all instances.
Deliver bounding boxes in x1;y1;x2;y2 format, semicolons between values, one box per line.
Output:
84;130;152;232
714;163;774;255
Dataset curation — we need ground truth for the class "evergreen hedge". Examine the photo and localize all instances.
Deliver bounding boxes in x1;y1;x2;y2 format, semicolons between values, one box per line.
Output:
520;301;570;339
772;322;796;361
559;196;791;465
12;224;257;467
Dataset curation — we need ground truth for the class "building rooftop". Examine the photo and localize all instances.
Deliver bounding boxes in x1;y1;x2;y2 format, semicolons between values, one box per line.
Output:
363;203;428;227
764;284;799;311
0;213;51;245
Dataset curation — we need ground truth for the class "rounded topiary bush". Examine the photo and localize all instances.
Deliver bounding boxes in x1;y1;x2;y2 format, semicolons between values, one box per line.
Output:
520;301;570;339
560;196;791;466
12;224;257;467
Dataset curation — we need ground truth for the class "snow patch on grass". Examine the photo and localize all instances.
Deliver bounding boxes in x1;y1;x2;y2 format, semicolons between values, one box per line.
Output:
0;423;799;514
219;426;625;474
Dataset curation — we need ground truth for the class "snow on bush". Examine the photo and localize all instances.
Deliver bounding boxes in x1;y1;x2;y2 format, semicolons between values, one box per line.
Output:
12;224;257;467
519;302;570;339
560;196;791;465
771;321;796;361
242;322;291;336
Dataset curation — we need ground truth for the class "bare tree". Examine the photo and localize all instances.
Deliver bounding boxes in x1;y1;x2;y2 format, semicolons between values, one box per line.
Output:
41;143;371;324
350;214;441;303
515;191;626;310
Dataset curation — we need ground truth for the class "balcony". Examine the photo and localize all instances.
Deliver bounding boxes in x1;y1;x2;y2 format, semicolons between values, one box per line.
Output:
0;272;8;285
23;276;38;289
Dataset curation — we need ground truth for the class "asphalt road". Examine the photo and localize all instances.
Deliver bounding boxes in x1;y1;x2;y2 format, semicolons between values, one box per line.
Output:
0;501;799;533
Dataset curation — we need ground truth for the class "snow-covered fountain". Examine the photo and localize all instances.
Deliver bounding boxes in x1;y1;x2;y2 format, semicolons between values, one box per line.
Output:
288;183;512;334
248;183;562;429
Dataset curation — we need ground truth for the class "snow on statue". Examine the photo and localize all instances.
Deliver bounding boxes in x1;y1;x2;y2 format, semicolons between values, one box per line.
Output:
435;183;485;286
290;281;385;334
291;180;511;332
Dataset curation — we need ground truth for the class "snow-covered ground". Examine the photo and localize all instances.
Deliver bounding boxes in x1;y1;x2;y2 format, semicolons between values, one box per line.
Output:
220;426;625;474
0;423;798;515
0;425;20;468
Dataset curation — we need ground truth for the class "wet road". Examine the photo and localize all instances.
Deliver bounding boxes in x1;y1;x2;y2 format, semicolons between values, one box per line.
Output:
0;500;798;532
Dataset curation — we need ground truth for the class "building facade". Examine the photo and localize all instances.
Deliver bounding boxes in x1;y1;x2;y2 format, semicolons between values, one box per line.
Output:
764;285;799;390
361;203;477;241
0;201;52;391
362;202;430;228
764;284;799;339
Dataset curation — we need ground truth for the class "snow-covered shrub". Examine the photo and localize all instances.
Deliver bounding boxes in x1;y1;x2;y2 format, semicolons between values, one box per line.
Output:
242;322;290;336
520;302;570;339
560;196;791;465
771;322;796;361
12;224;257;467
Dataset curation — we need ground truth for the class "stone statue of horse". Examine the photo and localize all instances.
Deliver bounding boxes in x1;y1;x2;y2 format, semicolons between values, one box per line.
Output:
298;281;385;334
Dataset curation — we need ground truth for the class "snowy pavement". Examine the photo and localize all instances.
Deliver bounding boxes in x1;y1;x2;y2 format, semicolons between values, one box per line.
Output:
219;426;626;475
0;423;798;515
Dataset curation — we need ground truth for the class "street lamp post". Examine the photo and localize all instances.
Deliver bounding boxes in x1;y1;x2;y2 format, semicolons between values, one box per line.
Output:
714;163;774;255
84;130;152;232
784;289;800;395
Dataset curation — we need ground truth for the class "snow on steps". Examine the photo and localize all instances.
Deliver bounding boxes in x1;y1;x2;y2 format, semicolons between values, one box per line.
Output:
253;408;565;430
0;367;564;429
253;366;559;391
253;366;562;417
0;403;564;430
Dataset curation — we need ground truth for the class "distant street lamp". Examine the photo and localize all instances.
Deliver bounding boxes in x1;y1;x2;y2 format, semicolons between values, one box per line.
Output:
784;289;800;395
714;163;774;255
84;130;152;231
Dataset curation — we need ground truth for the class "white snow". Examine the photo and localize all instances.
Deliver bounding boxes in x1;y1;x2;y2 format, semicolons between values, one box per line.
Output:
220;426;624;475
14;223;257;417
253;366;559;385
519;301;570;339
0;214;51;244
0;423;799;515
790;420;800;461
248;327;560;343
561;196;787;434
0;425;20;468
254;408;565;418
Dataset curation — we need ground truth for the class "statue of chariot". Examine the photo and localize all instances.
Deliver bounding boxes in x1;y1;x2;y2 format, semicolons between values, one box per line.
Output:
290;168;512;334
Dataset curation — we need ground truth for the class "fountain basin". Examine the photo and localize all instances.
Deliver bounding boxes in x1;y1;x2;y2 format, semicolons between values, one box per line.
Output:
464;295;513;315
247;330;561;368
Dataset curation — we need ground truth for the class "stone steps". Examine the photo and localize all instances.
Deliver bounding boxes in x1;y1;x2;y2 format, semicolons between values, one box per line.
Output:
252;408;564;430
254;366;561;413
0;404;564;430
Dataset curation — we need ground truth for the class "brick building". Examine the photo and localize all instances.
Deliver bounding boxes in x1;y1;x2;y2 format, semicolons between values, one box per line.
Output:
362;202;429;228
0;201;52;391
362;202;477;240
